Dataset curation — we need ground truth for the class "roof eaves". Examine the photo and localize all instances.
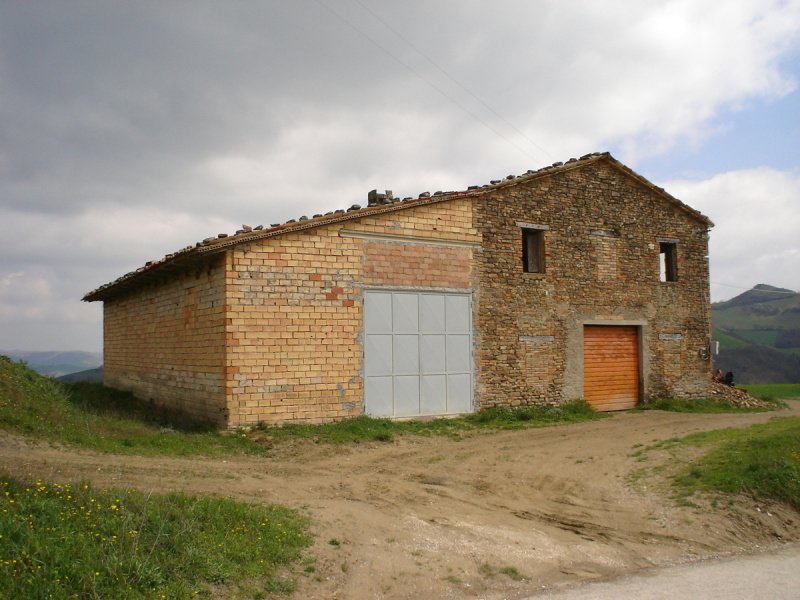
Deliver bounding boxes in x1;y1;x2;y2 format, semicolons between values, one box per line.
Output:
83;151;709;301
81;248;211;302
81;193;473;302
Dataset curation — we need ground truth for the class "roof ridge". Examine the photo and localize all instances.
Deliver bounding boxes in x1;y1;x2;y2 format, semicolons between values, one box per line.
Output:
83;152;709;302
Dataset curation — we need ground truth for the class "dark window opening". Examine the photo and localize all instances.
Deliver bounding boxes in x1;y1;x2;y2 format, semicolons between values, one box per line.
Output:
523;229;545;273
659;241;677;282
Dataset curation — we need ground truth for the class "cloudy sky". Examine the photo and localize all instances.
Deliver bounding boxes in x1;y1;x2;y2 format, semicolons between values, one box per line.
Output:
1;1;799;352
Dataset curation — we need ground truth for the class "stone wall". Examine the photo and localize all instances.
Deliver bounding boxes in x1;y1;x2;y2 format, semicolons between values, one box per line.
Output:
473;158;712;408
224;198;479;426
103;255;227;424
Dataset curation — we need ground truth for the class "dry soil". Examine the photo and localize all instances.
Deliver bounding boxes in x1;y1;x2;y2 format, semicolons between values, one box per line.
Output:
2;402;799;600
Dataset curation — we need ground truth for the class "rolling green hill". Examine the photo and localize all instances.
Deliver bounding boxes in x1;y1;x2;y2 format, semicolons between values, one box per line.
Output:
713;284;800;383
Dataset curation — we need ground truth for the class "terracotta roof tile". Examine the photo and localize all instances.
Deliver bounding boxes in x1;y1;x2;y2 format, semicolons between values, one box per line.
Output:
82;152;712;302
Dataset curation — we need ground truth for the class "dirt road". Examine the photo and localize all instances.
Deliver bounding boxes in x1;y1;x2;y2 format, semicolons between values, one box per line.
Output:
2;403;799;600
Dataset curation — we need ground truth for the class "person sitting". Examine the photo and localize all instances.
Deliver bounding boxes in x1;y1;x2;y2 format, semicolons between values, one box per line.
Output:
723;371;734;386
713;368;724;383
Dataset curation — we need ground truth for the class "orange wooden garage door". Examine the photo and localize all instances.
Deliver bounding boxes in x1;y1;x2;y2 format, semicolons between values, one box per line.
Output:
583;326;640;411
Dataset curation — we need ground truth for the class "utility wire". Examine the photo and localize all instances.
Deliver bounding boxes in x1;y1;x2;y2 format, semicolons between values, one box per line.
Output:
352;0;556;162
711;281;798;294
312;0;544;163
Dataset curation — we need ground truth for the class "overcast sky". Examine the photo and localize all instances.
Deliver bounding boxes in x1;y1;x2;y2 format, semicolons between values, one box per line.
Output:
1;1;799;352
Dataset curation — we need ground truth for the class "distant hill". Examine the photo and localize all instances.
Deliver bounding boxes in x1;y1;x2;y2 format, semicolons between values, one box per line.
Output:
712;284;800;383
57;367;104;383
1;350;103;378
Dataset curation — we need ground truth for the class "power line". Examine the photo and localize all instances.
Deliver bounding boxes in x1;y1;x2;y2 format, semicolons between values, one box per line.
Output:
351;0;557;162
711;281;798;294
312;0;544;163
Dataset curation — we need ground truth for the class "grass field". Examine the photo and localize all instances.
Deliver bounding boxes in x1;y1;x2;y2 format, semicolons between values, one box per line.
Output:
674;417;800;511
254;401;604;444
0;474;310;598
1;356;604;452
0;356;265;457
742;383;800;400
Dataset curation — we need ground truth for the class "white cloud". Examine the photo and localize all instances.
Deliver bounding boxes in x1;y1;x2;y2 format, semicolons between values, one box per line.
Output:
0;206;237;271
666;167;800;301
0;272;51;317
0;268;101;351
496;0;800;161
0;205;239;351
0;1;799;349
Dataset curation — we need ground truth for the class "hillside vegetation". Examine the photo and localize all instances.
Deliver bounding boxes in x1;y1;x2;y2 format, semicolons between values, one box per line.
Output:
0;356;265;456
0;475;310;599
713;284;800;383
675;418;800;511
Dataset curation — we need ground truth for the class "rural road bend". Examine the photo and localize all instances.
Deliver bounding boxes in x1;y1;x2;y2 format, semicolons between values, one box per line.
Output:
527;544;800;599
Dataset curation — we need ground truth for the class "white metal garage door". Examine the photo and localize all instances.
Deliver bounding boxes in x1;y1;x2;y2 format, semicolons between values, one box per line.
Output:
364;290;473;418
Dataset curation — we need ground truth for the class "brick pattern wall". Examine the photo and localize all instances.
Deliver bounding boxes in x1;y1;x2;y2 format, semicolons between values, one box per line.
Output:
103;256;227;424
474;159;712;408
658;336;685;392
592;232;618;281
224;199;479;426
363;242;472;289
519;338;560;402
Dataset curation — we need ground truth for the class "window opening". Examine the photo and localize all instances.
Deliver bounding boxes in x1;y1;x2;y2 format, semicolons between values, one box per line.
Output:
523;228;545;273
659;242;677;282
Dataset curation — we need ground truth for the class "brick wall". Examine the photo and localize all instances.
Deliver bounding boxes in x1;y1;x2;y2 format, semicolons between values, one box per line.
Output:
103;255;227;424
474;158;712;407
100;157;712;425
363;242;472;289
224;198;479;426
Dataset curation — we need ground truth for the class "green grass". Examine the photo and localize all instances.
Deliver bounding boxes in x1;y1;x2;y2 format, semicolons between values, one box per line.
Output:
638;396;783;413
1;355;603;451
2;353;604;451
0;356;266;456
743;383;800;401
673;418;800;510
254;401;603;444
0;474;310;599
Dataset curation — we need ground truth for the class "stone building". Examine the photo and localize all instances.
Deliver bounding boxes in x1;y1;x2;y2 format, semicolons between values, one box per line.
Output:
84;152;714;427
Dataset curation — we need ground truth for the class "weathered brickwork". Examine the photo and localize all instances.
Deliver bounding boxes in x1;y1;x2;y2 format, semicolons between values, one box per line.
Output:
103;256;227;424
363;242;472;289
519;337;560;402
591;232;618;281
473;159;712;408
223;198;478;426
